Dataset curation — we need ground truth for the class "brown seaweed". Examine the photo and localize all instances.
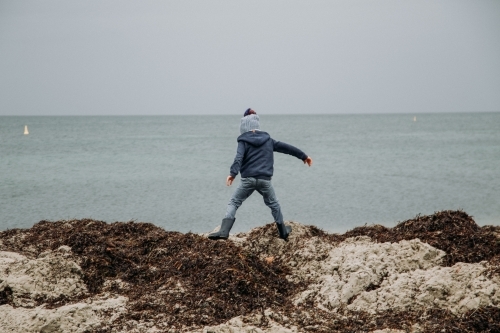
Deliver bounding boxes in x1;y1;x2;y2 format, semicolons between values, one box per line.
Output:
1;210;500;332
323;210;500;266
0;219;299;328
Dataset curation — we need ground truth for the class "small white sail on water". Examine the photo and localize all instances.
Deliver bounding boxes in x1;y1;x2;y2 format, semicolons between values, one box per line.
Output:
24;125;29;135
413;116;417;122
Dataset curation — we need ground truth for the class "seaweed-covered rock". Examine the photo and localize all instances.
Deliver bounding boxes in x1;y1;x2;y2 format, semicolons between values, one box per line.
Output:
0;219;298;330
0;210;500;332
332;210;500;266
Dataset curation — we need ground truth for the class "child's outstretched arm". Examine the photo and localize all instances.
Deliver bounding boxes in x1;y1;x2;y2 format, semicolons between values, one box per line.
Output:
228;141;245;186
273;140;311;164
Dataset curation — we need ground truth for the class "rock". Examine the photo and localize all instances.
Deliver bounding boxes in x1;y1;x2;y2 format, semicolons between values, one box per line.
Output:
349;261;500;314
0;296;126;333
0;251;86;307
293;237;447;311
201;310;297;333
1;211;500;332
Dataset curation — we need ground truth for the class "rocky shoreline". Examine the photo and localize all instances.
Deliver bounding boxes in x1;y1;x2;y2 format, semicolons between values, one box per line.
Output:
1;210;500;332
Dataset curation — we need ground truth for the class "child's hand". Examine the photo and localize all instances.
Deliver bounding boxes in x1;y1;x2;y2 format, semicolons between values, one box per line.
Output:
226;175;235;186
303;156;313;167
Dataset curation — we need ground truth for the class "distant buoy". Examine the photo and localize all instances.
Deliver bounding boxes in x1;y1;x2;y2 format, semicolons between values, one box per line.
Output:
413;116;417;122
24;125;29;135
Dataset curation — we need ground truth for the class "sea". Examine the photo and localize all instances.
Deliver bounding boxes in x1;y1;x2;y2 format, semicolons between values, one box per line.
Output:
1;113;499;234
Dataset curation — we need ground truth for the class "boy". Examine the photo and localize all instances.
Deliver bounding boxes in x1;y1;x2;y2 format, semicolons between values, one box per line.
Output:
208;108;313;241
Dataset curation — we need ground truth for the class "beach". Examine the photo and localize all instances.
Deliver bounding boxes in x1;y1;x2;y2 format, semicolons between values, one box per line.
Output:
1;210;500;332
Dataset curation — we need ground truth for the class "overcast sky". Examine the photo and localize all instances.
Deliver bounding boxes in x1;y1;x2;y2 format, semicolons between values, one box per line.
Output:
1;0;499;116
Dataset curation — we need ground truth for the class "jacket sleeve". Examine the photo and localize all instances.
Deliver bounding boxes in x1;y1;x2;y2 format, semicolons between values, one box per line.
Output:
229;141;245;177
273;140;308;160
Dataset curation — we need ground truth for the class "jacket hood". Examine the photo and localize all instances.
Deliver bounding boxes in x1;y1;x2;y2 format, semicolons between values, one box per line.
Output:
237;131;270;147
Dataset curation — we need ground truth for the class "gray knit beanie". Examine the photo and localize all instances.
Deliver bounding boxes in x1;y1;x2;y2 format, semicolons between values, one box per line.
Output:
240;114;260;134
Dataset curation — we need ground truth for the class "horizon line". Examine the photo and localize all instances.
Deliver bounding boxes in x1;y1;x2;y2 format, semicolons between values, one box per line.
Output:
1;110;499;117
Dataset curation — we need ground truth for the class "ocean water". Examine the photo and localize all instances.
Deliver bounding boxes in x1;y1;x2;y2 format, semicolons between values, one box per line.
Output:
1;113;499;234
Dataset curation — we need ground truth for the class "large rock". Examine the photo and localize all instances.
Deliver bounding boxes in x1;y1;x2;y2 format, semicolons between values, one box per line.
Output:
292;236;447;311
0;296;126;333
349;261;500;314
0;248;86;307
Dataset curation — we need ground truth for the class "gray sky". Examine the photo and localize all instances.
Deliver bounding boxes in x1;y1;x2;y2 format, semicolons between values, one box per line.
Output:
1;0;499;116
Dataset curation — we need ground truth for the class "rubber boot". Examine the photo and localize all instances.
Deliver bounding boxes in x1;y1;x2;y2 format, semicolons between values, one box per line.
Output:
276;222;292;241
208;218;235;240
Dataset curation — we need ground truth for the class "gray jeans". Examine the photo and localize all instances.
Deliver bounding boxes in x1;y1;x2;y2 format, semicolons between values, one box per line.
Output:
225;177;284;224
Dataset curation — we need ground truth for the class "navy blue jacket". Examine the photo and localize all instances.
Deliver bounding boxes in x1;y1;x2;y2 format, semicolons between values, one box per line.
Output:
230;131;308;180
